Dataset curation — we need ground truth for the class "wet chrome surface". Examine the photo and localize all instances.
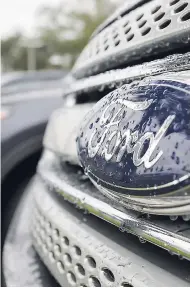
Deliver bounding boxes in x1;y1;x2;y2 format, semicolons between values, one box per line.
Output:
37;150;190;261
63;52;190;98
72;0;190;78
31;177;190;286
91;0;149;38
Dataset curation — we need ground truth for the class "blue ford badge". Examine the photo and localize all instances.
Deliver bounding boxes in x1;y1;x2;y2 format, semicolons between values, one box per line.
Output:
76;73;190;206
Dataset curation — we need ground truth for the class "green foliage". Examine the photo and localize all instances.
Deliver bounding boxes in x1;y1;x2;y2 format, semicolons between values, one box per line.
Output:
1;33;26;71
1;0;118;71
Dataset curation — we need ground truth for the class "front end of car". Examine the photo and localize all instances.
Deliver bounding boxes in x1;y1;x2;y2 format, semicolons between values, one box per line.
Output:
3;0;190;286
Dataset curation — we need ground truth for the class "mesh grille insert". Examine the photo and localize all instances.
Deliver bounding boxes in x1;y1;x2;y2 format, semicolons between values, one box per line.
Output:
101;268;115;282
75;264;85;276
141;26;151;35
57;261;65;274
170;0;180;5
72;246;82;257
31;196;138;287
31;178;190;286
85;256;96;269
174;2;188;12
121;282;134;287
154;12;165;21
33;206;118;287
181;10;190;20
151;5;162;13
88;276;101;287
73;0;190;78
67;272;77;285
159;19;171;29
62;236;70;247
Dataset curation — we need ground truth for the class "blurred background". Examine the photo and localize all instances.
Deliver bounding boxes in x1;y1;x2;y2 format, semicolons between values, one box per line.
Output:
1;0;123;72
1;0;123;252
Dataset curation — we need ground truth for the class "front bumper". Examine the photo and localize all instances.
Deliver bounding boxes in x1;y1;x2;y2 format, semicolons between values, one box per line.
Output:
31;175;190;286
36;150;190;261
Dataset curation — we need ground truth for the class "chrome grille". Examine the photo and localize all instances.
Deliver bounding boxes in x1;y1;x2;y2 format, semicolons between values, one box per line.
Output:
31;177;190;287
33;203;134;287
73;0;190;78
92;0;151;37
63;52;190;97
36;150;190;260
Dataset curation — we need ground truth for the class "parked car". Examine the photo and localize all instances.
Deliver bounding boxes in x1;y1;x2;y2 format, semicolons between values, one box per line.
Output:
1;70;67;252
1;70;65;96
2;0;190;286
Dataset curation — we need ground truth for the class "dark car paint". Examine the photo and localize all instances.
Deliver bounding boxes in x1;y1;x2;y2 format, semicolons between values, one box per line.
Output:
1;70;66;95
1;97;64;181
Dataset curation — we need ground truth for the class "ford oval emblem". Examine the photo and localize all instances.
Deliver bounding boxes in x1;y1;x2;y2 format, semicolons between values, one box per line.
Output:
76;74;190;198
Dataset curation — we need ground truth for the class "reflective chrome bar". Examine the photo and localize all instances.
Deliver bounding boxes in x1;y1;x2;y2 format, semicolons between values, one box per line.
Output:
63;53;190;97
38;150;190;261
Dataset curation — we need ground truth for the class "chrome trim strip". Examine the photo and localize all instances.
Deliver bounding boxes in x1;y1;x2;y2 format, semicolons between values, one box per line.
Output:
38;151;190;261
63;53;190;97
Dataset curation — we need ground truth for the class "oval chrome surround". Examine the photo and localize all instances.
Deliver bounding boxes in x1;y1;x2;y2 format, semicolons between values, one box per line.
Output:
77;72;190;212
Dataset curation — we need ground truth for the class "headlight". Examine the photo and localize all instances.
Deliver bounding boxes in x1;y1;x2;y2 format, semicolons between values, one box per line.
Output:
43;104;93;165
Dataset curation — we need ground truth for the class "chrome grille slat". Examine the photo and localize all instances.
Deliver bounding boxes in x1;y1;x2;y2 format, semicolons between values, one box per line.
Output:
37;150;190;262
63;52;190;97
73;0;190;78
31;177;190;287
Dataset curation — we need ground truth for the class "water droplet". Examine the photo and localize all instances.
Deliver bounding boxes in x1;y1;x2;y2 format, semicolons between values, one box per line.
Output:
122;110;126;118
97;137;101;143
119;222;126;232
177;103;182;111
84;167;88;175
173;123;182;132
173;174;177;180
176;157;180;165
89;123;93;129
178;254;184;260
171;152;175;160
182;215;190;221
81;197;85;203
139;237;146;244
170;215;178;221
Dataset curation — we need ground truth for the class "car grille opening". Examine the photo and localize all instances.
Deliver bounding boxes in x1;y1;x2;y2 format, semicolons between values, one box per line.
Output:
73;0;190;78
